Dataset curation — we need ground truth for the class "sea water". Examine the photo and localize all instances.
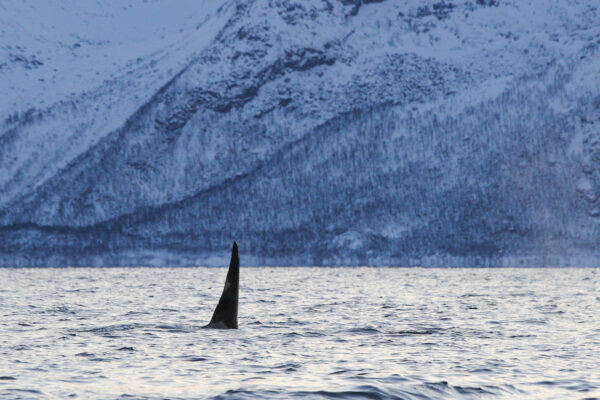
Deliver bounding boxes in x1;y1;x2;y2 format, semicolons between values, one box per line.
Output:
0;267;598;399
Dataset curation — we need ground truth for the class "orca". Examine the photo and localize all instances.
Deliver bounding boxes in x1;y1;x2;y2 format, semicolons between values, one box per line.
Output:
204;241;239;329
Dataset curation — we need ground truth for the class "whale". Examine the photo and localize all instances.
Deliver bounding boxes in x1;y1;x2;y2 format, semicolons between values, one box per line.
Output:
204;241;239;329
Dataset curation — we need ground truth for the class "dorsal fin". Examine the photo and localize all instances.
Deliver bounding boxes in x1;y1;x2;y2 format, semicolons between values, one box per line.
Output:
206;241;239;329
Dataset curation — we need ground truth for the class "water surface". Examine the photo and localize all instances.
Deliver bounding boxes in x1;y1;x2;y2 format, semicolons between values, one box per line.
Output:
0;268;598;399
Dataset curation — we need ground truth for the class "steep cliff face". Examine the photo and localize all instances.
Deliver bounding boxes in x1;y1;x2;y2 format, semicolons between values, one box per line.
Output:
1;0;599;266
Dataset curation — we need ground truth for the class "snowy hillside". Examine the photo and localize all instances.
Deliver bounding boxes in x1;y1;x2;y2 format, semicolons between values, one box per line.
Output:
1;0;599;266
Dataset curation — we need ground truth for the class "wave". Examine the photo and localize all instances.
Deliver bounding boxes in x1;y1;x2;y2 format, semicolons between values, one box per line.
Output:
207;382;519;399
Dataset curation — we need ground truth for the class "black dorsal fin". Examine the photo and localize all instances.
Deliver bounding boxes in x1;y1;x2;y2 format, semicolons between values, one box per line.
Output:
206;241;239;329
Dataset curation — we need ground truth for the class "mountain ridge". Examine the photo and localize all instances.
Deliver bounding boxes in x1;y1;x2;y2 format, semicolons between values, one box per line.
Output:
1;0;599;266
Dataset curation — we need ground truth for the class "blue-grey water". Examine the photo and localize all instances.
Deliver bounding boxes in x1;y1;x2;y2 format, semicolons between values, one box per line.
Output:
0;268;598;400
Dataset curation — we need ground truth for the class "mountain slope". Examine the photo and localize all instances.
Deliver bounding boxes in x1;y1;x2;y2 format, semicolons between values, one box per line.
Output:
1;0;599;266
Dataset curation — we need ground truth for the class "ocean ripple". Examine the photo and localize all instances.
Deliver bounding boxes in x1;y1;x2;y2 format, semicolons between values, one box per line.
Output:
0;267;599;399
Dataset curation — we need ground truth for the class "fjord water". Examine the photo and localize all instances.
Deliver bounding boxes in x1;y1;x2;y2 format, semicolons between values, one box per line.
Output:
0;268;598;400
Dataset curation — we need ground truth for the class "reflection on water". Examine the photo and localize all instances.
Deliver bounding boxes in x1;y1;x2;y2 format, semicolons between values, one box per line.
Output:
0;267;598;399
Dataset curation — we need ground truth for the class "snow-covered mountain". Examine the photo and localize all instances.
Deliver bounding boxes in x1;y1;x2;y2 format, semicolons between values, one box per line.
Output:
1;0;599;266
